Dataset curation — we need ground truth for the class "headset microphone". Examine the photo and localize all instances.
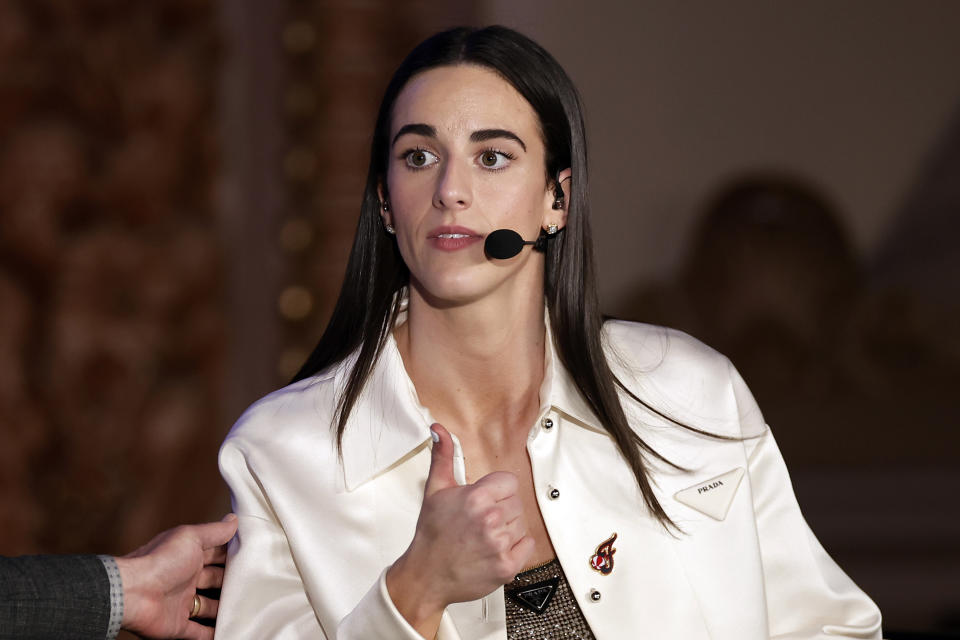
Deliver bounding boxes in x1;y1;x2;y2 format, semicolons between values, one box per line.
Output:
484;229;538;260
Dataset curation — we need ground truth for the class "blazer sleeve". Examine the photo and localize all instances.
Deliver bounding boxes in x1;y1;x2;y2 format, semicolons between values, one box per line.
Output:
733;364;884;640
217;440;426;640
0;554;111;640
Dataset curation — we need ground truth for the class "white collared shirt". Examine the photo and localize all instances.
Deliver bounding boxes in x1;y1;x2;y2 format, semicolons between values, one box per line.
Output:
217;320;882;640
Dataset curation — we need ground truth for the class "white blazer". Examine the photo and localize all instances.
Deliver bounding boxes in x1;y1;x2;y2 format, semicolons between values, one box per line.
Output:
216;320;882;639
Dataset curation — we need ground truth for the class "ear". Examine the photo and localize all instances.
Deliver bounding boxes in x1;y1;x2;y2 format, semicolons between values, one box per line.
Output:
543;167;572;231
377;183;392;227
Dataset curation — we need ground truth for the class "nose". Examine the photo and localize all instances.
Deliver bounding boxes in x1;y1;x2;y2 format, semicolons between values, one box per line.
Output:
432;158;472;211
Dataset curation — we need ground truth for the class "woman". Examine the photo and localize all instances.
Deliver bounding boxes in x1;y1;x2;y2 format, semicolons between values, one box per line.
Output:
217;26;882;639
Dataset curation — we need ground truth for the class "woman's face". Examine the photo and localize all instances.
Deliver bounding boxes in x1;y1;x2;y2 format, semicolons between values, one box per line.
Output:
384;64;566;307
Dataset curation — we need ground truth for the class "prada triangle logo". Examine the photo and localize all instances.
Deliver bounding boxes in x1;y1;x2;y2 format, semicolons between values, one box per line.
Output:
674;467;745;521
507;577;560;614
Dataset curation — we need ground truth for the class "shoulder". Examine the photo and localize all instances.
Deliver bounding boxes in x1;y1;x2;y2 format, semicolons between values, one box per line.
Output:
220;364;343;466
602;319;728;377
218;364;351;517
601;319;766;438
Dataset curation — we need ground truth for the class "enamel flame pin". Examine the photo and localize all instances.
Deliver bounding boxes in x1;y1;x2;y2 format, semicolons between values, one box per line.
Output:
589;533;617;575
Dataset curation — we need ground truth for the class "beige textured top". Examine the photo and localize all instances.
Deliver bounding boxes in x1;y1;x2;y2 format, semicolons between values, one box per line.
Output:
505;558;596;640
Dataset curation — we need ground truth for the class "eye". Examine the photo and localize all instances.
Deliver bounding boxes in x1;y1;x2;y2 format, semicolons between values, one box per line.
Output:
403;148;439;169
478;149;514;170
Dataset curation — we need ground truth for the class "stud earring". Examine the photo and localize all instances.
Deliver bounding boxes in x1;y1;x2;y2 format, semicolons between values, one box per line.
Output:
382;201;389;211
546;224;559;235
380;214;395;234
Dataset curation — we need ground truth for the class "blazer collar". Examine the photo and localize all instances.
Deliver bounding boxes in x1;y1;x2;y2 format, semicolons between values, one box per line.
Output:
338;315;605;491
542;326;606;435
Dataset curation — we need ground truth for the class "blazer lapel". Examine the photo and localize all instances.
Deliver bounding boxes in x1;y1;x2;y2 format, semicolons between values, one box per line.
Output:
529;418;713;640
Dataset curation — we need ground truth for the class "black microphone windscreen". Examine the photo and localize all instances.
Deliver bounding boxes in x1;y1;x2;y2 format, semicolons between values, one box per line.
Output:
484;229;525;260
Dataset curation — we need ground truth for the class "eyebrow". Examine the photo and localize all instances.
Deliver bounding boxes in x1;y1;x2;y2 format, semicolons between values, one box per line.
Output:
391;124;527;152
392;123;436;146
470;128;526;152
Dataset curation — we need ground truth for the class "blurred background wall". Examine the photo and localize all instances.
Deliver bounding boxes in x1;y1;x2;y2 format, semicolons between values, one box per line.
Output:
1;0;957;635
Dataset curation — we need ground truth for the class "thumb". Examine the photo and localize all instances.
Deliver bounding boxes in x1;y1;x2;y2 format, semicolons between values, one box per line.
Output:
195;514;239;550
424;423;457;497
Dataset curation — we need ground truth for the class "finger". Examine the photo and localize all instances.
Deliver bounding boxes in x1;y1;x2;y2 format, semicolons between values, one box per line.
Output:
197;564;225;590
203;542;228;566
180;620;215;640
500;512;529;547
195;514;239;552
424;423;457;497
479;495;524;531
473;470;519;501
507;535;536;572
498;496;525;527
191;594;219;620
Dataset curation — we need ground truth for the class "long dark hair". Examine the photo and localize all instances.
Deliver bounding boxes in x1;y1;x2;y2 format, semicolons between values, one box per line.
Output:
293;26;689;529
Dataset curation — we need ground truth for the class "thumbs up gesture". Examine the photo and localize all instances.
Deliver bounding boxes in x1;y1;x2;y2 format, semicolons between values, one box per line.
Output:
386;423;535;636
422;422;461;496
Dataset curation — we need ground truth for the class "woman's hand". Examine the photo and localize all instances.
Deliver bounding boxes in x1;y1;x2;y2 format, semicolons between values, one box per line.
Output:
386;423;535;637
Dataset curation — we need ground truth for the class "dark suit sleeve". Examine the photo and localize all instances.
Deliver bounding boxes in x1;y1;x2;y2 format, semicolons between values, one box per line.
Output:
0;554;110;640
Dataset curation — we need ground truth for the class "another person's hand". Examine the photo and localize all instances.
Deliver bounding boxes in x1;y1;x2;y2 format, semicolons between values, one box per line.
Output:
386;423;534;636
115;513;238;640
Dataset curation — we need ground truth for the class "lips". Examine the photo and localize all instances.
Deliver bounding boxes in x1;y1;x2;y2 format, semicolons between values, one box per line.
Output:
427;225;481;239
427;225;483;251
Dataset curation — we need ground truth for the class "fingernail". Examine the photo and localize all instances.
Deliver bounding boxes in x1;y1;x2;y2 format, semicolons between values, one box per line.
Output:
222;513;238;522
430;429;439;443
